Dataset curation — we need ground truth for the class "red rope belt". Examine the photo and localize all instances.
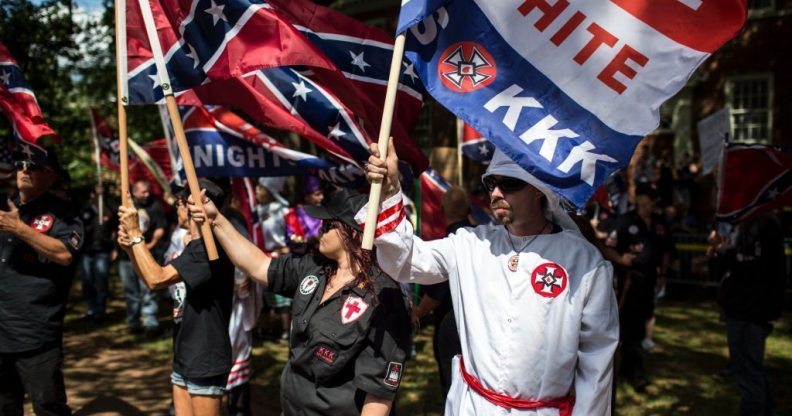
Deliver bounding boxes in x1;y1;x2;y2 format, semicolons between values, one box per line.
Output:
459;357;574;415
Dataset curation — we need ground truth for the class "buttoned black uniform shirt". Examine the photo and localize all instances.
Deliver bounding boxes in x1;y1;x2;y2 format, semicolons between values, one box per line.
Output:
0;193;84;353
268;254;411;416
615;211;674;276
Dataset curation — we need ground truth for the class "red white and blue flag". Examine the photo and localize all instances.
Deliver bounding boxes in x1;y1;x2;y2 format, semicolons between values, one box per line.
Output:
460;123;493;163
231;177;265;250
716;144;792;224
420;168;492;241
0;42;56;143
173;106;334;178
398;0;746;206
90;108;123;171
124;0;334;105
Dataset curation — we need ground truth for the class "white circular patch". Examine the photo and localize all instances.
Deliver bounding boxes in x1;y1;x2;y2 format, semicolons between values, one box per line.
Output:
628;225;639;235
299;275;320;295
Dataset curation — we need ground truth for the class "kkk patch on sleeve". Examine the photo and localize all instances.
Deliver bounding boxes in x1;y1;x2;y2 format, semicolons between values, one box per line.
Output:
383;362;403;387
314;344;338;365
68;230;82;250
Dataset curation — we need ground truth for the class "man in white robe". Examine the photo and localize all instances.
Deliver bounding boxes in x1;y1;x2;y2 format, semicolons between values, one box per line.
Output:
362;140;619;416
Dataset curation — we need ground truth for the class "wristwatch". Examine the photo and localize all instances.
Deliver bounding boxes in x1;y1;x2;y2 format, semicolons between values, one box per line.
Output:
129;235;145;246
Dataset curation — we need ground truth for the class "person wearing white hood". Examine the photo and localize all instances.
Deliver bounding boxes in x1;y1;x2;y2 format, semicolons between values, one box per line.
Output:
363;139;619;416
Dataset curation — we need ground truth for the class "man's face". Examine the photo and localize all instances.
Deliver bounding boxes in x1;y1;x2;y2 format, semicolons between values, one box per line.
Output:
132;183;151;205
16;161;55;194
636;194;655;218
255;185;272;205
305;190;323;206
485;175;544;225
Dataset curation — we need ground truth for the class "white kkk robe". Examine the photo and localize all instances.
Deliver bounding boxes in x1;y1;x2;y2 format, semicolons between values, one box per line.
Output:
359;193;619;416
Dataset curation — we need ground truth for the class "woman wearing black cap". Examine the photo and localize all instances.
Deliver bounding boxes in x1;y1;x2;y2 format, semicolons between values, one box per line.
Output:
189;188;411;416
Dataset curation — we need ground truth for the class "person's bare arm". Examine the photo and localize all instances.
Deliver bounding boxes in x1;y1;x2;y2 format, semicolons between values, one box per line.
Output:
118;206;180;290
360;394;392;416
188;190;272;285
0;200;73;266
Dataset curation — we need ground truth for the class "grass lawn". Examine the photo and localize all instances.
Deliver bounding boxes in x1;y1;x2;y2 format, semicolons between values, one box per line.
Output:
59;287;792;415
243;300;792;415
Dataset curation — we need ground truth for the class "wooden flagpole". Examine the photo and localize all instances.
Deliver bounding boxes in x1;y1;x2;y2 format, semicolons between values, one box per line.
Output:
115;0;130;207
361;33;406;250
456;118;464;187
88;108;104;224
137;0;218;260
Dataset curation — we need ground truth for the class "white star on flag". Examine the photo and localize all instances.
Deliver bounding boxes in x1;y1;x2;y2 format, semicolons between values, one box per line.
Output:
328;122;345;139
349;51;371;72
291;80;313;101
185;43;200;69
402;62;417;83
148;73;160;89
204;0;228;26
0;70;10;86
478;143;491;156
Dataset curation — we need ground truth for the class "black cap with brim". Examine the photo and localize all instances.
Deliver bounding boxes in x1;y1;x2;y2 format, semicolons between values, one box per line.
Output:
172;178;226;208
303;189;367;232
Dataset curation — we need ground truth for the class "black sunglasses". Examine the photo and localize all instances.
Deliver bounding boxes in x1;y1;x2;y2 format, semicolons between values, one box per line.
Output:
482;176;529;194
14;160;42;172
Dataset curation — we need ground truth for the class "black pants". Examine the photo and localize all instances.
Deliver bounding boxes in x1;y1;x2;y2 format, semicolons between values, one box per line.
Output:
434;310;461;399
226;382;251;416
619;271;655;385
0;345;71;416
726;318;774;416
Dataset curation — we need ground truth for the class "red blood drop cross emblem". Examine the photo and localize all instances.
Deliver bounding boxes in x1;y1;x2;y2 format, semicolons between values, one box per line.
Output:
341;296;369;324
30;214;54;233
531;262;568;298
437;41;497;93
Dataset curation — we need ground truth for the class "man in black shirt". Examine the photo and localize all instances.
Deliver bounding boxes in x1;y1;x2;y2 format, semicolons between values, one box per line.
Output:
119;179;169;333
79;185;118;323
118;179;233;416
712;212;785;416
613;186;673;392
0;146;83;415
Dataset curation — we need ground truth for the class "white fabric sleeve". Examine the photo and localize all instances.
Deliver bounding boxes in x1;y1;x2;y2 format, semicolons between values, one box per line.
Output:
355;192;455;285
572;261;619;416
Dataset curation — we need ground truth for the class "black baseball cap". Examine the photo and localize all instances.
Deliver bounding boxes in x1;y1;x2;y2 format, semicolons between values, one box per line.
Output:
173;178;226;208
303;189;368;232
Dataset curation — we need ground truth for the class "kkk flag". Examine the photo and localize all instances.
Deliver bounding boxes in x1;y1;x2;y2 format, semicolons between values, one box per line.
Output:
420;167;492;241
170;106;334;178
398;0;746;206
124;0;335;105
0;42;56;143
90;108;123;171
716;144;792;224
460;123;494;163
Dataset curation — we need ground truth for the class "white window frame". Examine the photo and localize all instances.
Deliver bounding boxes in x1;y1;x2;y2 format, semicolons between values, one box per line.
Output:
724;73;774;144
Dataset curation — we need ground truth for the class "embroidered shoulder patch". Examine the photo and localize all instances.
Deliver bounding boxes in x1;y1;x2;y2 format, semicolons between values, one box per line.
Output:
384;362;403;387
314;345;338;365
68;231;82;250
30;214;54;233
299;275;320;295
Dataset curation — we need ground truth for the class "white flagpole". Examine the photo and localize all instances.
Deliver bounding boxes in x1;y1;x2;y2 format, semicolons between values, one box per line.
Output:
137;0;218;260
88;109;104;224
361;33;406;250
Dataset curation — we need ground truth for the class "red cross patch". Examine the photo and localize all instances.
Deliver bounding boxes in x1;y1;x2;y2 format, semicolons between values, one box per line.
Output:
30;214;54;233
341;296;369;325
531;262;568;298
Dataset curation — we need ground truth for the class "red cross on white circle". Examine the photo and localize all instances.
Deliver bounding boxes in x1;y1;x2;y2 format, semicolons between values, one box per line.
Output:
30;214;54;233
531;262;568;298
341;296;369;324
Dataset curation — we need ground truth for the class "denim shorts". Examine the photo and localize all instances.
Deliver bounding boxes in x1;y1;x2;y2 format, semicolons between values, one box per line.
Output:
171;371;227;396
